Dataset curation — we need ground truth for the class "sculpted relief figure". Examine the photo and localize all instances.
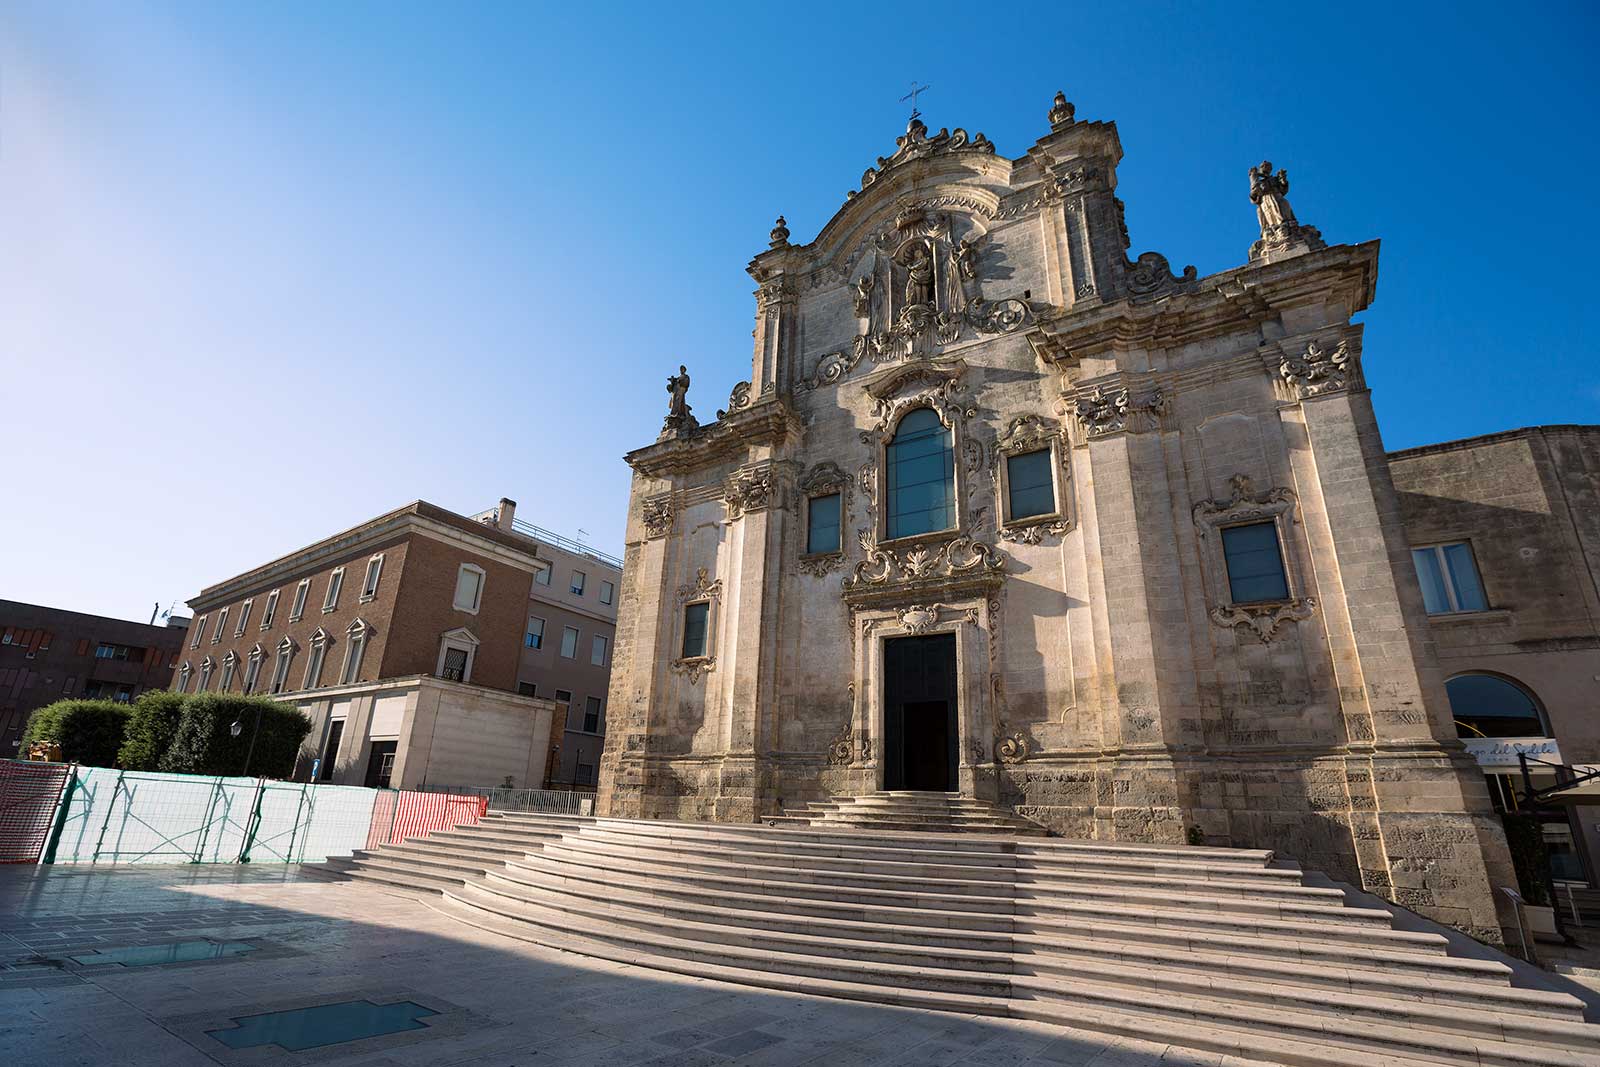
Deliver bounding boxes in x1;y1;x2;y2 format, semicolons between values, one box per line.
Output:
1249;161;1296;238
667;364;692;419
900;240;935;308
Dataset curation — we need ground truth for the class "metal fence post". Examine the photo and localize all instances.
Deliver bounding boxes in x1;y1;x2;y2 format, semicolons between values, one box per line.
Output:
91;770;126;864
40;764;79;865
237;778;267;863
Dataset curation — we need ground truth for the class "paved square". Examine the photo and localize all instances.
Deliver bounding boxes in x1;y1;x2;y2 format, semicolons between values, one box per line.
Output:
0;864;1243;1066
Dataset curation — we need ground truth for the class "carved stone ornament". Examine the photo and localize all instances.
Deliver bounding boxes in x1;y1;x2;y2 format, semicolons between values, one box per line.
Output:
1210;599;1316;643
768;215;790;249
862;375;976;443
677;567;723;603
640;496;674;539
1047;91;1075;130
827;720;854;766
755;277;795;312
1280;339;1357;399
966;737;987;764
1124;251;1198;297
717;381;752;420
999;521;1069;546
860;737;874;761
1073;385;1167;438
994;721;1029;764
724;465;775;519
799;554;843;577
669;656;716;684
845;532;1006;590
1192;474;1294;533
849;117;995;201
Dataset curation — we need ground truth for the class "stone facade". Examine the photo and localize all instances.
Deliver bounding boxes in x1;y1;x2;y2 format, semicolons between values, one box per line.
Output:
600;95;1521;942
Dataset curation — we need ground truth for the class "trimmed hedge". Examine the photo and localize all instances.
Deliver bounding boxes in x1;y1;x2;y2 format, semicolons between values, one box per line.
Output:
21;700;131;767
117;690;188;771
158;694;312;779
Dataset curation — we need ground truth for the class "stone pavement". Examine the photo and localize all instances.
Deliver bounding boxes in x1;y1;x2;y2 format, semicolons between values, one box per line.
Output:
0;864;1246;1067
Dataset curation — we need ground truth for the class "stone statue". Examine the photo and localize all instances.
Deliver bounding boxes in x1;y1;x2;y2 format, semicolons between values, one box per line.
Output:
666;364;692;420
853;274;874;318
902;242;934;307
1249;161;1297;237
955;237;979;280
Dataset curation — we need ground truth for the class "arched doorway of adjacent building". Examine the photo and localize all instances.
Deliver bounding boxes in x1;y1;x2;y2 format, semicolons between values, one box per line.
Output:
882;633;958;792
1446;672;1587;889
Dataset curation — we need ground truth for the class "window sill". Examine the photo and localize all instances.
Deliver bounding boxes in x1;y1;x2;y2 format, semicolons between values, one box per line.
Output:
358;594;376;604
800;550;844;562
321;606;339;615
1428;608;1512;625
878;526;960;551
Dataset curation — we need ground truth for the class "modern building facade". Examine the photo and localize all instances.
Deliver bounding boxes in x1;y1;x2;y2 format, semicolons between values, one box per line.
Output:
177;497;613;791
1390;425;1600;889
595;91;1585;944
0;600;190;756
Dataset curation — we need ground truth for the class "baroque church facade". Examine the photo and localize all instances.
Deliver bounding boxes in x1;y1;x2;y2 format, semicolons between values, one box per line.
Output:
598;93;1516;940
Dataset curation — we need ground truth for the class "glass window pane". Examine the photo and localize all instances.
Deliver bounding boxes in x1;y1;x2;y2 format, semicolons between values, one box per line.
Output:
886;409;954;540
1445;675;1543;738
560;626;579;658
1221;522;1289;603
1006;450;1055;521
1442;543;1487;612
682;602;709;658
807;493;841;553
1412;548;1451;614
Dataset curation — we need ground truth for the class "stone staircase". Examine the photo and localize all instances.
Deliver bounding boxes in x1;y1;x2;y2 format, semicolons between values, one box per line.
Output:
314;809;1600;1067
769;789;1050;835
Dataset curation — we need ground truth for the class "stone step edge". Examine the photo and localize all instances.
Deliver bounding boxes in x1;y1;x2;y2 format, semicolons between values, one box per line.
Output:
475;866;1525;1009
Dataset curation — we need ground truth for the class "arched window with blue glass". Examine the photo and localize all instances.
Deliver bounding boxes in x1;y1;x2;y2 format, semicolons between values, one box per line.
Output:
885;407;957;540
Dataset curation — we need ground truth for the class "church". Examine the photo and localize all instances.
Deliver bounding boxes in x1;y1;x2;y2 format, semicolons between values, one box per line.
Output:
596;92;1532;941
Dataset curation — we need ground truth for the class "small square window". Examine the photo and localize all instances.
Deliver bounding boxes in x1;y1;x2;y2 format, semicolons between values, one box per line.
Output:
560;626;579;658
1220;522;1290;604
571;571;586;596
807;493;842;554
1411;542;1488;614
534;566;551;586
682;602;710;658
555;688;572;707
599;580;615;606
1006;449;1055;522
517;681;536;696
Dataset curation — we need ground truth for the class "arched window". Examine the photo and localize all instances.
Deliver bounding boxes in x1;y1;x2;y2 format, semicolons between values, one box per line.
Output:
1446;674;1547;739
885;407;955;539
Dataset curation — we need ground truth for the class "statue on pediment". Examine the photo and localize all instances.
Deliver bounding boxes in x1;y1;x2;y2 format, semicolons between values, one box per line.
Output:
1249;161;1296;239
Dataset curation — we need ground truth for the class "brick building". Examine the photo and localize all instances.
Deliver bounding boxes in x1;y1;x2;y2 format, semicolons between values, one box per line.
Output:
178;497;615;791
0;600;190;756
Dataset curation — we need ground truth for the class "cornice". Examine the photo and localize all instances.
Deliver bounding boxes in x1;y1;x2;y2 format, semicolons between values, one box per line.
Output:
625;400;802;478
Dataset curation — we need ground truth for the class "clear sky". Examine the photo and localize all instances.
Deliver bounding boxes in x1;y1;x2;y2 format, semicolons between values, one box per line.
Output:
3;1;1597;625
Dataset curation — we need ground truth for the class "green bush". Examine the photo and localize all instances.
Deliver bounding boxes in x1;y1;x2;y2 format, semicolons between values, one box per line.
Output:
21;699;131;767
158;694;312;779
1500;812;1553;906
117;690;188;771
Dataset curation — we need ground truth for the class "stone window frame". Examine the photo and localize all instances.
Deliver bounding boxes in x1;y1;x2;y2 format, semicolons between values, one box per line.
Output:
359;554;384;603
671;567;722;684
242;645;264;694
340;618;371;684
211;607;228;644
453;563;486;614
234;598;253;637
190;615;206;649
220;651;238;692
198;656;214;692
1192;475;1314;643
177;662;192;693
871;402;971;548
289;579;311;622
798;461;852;569
435;625;477;684
994;415;1072;535
269;636;297;694
322;567;345;613
259;589;279;630
304;627;332;690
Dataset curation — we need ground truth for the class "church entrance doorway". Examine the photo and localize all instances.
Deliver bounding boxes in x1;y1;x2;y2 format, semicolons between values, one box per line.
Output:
882;633;958;792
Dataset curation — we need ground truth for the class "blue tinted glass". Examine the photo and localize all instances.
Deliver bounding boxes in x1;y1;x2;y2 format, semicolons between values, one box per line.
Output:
807;493;841;554
887;410;954;539
1412;548;1451;614
1442;543;1487;611
682;601;709;658
1445;675;1543;738
1006;450;1055;520
1221;522;1288;603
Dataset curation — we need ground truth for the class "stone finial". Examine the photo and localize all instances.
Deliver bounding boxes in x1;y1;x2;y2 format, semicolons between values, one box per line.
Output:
1048;91;1075;130
768;216;790;249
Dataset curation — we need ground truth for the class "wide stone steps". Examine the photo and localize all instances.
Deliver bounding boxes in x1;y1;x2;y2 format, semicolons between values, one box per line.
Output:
313;805;1599;1067
777;790;1052;836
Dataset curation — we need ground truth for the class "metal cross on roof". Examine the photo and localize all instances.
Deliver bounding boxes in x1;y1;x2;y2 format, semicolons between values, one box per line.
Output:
900;81;931;120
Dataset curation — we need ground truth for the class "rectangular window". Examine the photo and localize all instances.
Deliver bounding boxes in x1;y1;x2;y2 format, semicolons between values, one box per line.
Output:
261;589;279;628
341;631;367;684
323;568;344;612
290;580;310;621
525;616;545;649
303;642;327;689
583;696;602;733
235;599;253;636
270;648;291;694
360;554;384;600
571;571;586;595
555;688;572;711
806;493;842;554
534;565;551;586
560;626;579;659
590;634;608;666
1220;522;1290;604
191;616;206;648
1006;449;1055;521
454;564;485;612
517;681;536;696
1411;542;1488;614
599;580;615;606
211;608;228;643
440;646;468;681
682;602;710;658
220;658;236;692
242;655;261;695
577;761;595;786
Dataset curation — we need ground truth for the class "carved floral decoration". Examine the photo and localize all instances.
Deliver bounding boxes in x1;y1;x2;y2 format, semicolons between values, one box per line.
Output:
724;465;775;519
850;118;995;201
1209;600;1316;643
1073;385;1167;438
845;532;1006;590
669;656;716;685
640;496;674;539
1191;474;1293;532
994;721;1029;764
1279;339;1358;400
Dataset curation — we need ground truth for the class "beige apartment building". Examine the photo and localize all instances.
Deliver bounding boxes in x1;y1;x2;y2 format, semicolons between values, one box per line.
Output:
177;497;617;792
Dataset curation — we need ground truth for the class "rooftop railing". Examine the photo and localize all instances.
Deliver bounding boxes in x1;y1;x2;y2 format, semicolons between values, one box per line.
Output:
510;517;623;570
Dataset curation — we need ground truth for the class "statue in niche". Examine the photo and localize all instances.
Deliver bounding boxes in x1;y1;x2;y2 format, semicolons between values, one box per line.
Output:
899;239;935;308
1248;161;1297;239
853;274;874;318
955;237;979;280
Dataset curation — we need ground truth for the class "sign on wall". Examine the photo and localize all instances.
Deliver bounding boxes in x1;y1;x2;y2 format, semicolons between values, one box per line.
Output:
1462;736;1562;771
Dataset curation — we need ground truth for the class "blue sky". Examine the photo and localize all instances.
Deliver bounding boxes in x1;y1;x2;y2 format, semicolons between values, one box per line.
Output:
3;1;1597;623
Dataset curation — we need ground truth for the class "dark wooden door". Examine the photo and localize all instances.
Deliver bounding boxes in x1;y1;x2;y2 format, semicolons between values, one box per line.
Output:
882;633;958;791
